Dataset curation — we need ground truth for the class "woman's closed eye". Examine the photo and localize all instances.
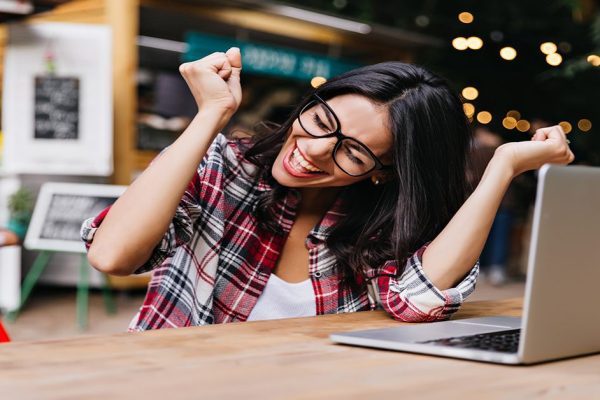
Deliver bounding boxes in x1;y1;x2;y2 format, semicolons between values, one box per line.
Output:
343;144;366;165
312;113;333;133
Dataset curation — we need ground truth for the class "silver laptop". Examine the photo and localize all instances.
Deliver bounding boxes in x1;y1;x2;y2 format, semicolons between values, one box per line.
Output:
331;164;600;364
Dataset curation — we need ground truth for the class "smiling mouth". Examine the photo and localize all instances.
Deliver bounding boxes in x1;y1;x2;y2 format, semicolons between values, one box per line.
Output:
285;143;326;175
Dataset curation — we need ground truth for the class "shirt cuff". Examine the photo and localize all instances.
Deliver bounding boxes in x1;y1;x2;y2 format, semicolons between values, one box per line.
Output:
80;205;177;275
365;244;479;322
80;206;111;249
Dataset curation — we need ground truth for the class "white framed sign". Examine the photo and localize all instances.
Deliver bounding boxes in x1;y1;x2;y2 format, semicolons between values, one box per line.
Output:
2;22;113;175
25;182;126;253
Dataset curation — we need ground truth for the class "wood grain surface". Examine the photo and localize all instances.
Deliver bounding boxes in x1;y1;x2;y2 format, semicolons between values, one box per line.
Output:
1;298;599;399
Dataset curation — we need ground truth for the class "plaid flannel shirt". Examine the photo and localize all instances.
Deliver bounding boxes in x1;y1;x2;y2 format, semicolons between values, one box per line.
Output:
81;134;478;331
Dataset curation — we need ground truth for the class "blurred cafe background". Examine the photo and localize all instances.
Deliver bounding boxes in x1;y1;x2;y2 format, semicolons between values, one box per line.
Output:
0;0;598;342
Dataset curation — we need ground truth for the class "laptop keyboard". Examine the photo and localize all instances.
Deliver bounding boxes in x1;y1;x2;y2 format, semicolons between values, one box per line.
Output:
418;329;521;353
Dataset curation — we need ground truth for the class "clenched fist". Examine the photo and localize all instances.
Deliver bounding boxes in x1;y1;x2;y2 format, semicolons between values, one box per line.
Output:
494;125;575;177
179;47;242;129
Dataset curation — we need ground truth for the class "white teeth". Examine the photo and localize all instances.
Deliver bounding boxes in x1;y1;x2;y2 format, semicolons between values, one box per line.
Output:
291;148;323;173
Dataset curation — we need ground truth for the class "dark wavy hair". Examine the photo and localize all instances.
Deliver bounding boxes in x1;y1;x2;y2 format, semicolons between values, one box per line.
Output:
242;62;473;284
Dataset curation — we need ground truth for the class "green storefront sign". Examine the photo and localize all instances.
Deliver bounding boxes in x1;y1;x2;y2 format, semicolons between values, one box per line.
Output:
184;32;361;80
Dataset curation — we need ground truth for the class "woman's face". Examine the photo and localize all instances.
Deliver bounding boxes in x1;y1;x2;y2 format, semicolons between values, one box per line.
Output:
272;94;393;188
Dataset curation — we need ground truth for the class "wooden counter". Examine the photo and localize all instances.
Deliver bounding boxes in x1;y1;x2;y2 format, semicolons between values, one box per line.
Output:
1;298;599;399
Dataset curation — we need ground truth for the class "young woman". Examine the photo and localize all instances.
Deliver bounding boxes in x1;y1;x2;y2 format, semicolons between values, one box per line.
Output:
82;48;573;331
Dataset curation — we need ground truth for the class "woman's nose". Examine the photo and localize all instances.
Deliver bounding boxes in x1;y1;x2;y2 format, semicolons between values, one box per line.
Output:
306;136;337;160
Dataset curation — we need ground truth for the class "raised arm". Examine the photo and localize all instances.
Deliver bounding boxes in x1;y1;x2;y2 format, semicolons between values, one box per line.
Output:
422;125;574;290
88;48;242;276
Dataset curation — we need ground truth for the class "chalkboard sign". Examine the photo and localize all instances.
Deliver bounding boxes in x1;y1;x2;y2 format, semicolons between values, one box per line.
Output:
25;183;127;253
34;76;80;140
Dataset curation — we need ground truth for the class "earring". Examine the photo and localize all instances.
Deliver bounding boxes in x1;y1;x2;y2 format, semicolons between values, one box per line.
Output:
371;176;381;185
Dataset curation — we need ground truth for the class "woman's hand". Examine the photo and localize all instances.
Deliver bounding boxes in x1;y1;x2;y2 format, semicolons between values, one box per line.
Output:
179;47;242;129
493;125;575;177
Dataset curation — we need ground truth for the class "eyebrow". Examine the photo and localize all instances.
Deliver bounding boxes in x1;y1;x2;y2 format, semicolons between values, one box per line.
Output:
346;141;368;154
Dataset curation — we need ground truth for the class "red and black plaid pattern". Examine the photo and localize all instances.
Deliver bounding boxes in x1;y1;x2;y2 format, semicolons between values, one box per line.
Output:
81;134;478;331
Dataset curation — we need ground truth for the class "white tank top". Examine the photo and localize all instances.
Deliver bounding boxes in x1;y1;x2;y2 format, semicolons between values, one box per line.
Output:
246;273;316;321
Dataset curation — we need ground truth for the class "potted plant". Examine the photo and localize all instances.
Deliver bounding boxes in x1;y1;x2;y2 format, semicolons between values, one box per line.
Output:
6;187;35;242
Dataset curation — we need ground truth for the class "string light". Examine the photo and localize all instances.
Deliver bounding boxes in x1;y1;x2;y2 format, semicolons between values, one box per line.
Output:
467;36;483;50
477;111;492;124
462;87;479;100
458;12;474;24
452;37;468;50
502;117;517;130
500;47;517;60
516;120;531;132
540;42;557;55
578;119;592;132
310;76;327;88
463;103;475;117
546;53;562;66
559;121;572;134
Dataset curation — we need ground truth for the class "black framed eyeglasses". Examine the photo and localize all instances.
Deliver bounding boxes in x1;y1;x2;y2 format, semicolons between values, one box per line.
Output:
298;94;392;177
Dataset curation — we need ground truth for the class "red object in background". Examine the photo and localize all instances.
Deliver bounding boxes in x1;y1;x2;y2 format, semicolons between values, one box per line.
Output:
0;320;10;343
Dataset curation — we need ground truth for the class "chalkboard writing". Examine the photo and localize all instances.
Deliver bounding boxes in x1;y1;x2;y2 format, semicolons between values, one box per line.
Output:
39;194;115;242
34;76;80;140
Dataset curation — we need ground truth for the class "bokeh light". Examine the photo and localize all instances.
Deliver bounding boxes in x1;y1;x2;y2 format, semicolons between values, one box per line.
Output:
587;55;600;66
546;53;562;66
506;110;521;120
476;111;492;124
461;86;479;100
540;42;557;55
559;121;572;134
463;103;475;117
415;15;430;27
310;76;327;88
503;117;517;130
516;120;531;132
500;47;517;60
458;12;474;24
578;119;592;132
452;37;468;50
467;36;483;50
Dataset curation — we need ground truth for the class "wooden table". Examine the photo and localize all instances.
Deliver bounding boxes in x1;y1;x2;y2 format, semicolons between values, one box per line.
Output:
1;298;599;399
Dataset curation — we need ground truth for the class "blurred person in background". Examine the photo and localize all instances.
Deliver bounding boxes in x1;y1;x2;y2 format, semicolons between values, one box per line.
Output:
82;48;573;331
